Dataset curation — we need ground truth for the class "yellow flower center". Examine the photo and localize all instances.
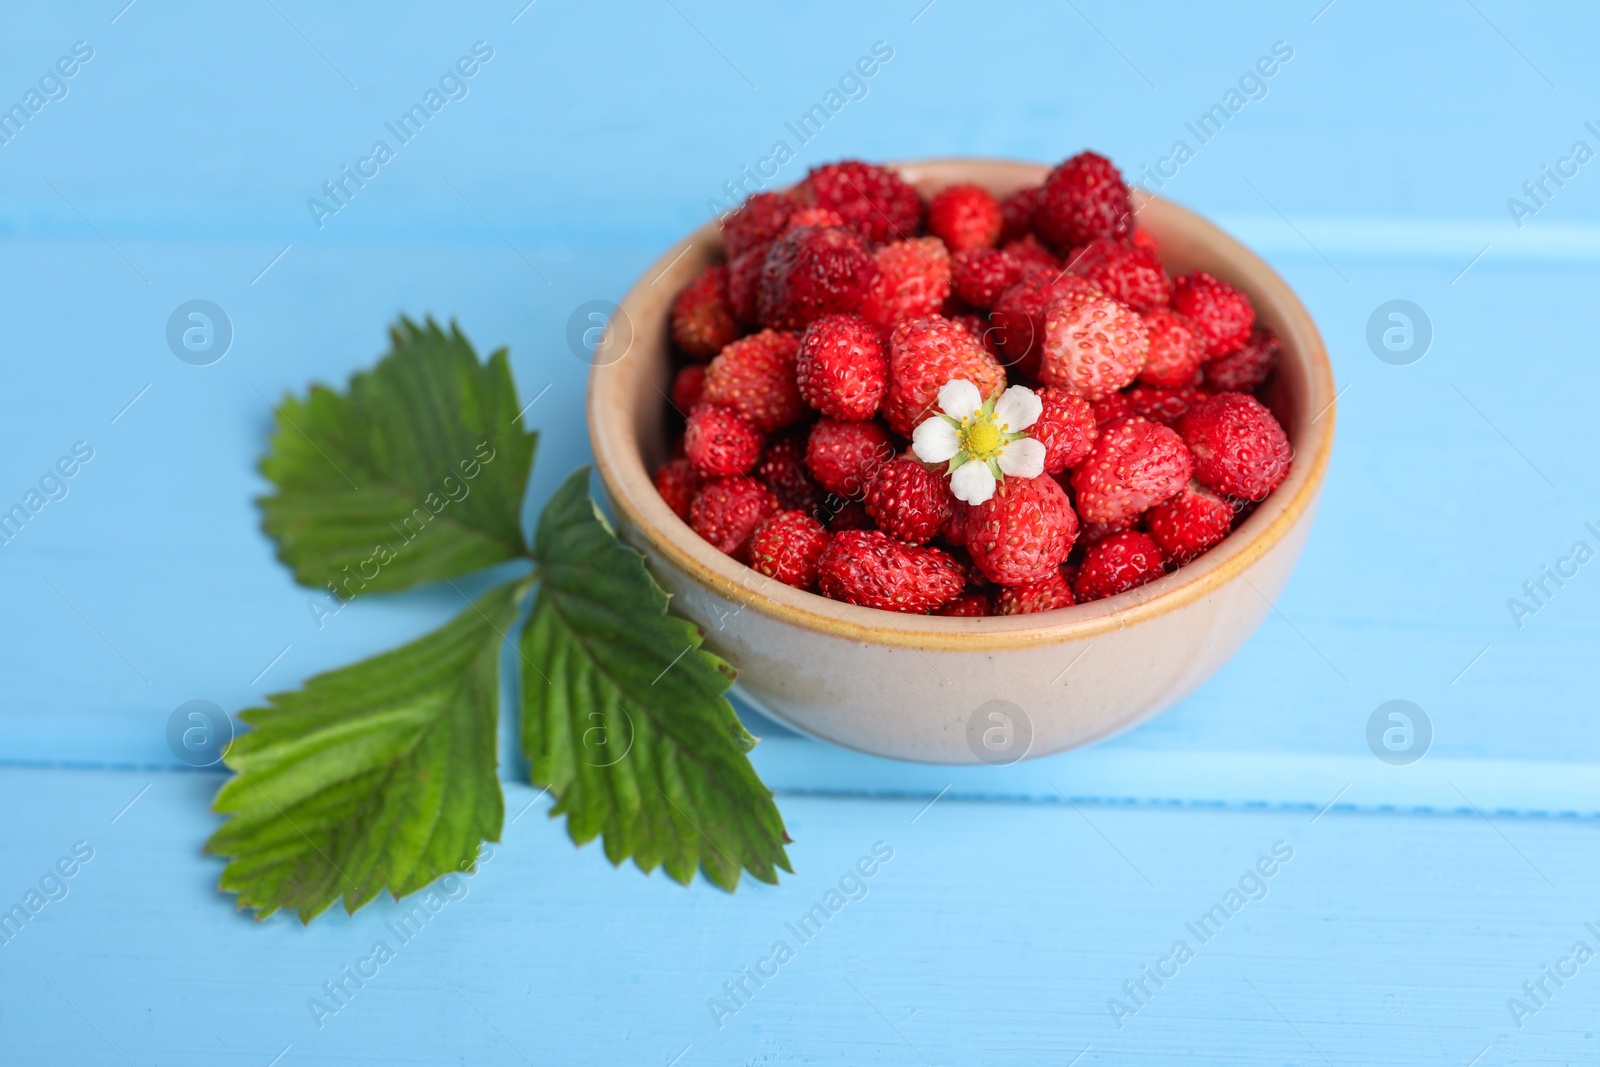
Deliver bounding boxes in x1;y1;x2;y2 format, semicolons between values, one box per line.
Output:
962;417;1003;458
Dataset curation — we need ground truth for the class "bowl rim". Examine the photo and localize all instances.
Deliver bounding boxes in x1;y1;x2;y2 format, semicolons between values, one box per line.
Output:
587;157;1336;652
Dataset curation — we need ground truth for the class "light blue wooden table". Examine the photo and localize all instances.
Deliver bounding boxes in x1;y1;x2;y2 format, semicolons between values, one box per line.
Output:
4;1;1599;1063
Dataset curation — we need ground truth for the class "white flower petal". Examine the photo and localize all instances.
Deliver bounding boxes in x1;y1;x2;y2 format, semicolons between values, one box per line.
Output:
911;417;961;464
997;436;1046;480
993;384;1042;431
937;379;983;419
949;458;997;505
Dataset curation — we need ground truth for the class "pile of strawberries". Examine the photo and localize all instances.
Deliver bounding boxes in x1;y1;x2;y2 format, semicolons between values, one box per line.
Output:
652;152;1291;616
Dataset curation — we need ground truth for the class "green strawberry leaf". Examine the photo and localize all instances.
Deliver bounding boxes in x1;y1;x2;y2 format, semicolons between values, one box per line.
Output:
520;468;792;890
259;316;536;595
206;582;520;921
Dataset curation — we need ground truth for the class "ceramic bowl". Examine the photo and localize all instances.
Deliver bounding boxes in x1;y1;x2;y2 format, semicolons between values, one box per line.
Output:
587;158;1335;764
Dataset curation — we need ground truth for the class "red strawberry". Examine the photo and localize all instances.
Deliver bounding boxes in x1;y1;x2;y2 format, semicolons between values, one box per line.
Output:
816;530;965;613
926;183;1004;252
1171;271;1255;359
653;458;701;521
1078;515;1139;545
1092;391;1135;427
1039;291;1149;400
1031;386;1099;473
757;225;879;330
703;329;806;431
996;572;1076;615
1034;151;1133;252
670;263;742;359
690;475;779;560
805;418;895;497
683;403;763;477
722;190;794;260
951;247;1024;309
754;433;823;513
965;474;1079;585
748;510;831;590
783;206;846;232
1177;392;1291;501
991;273;1102;378
1147;480;1234;564
1073;531;1165;602
1002;234;1061;274
1065;236;1171;312
1138;307;1206;387
1000;185;1043;243
726;246;765;325
1070;416;1193;525
934;591;993;617
949;313;1001;356
1126;382;1208;428
796;313;888;421
801;160;923;244
669;364;706;416
1203;325;1279;393
864;457;952;545
1131;226;1160;258
859;237;952;331
883;315;1006;437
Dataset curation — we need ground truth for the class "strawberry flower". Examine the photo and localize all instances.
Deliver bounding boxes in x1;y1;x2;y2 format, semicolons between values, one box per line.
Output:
911;379;1045;505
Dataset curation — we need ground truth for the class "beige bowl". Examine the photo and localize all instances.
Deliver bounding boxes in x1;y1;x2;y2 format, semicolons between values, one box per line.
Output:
587;159;1335;765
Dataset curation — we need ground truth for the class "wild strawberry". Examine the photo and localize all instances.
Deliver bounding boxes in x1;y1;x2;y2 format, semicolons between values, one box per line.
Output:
816;530;965;613
703;329;806;431
1066;236;1171;312
1092;391;1135;426
1070;416;1193;525
1126;382;1208;428
1177;392;1291;501
722;190;794;259
653;458;701;521
949;313;1001;355
1138;307;1206;387
996;572;1076;615
1147;480;1234;565
926;183;1003;252
805;418;895;497
1073;531;1165;602
683;403;763;477
864;457;952;545
669;364;706;415
1034;151;1133;251
859;237;952;331
1131;226;1160;258
965;474;1079;585
951;247;1024;309
1039;291;1149;400
802;160;923;244
748;510;831;590
1171;272;1254;359
757;225;879;330
690;475;779;560
1000;185;1043;243
990;273;1102;378
796;313;888;421
726;246;765;325
783;206;846;232
934;591;993;617
1031;386;1099;473
754;433;823;513
1203;325;1279;393
670;263;742;359
1002;234;1060;274
883;315;1006;437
